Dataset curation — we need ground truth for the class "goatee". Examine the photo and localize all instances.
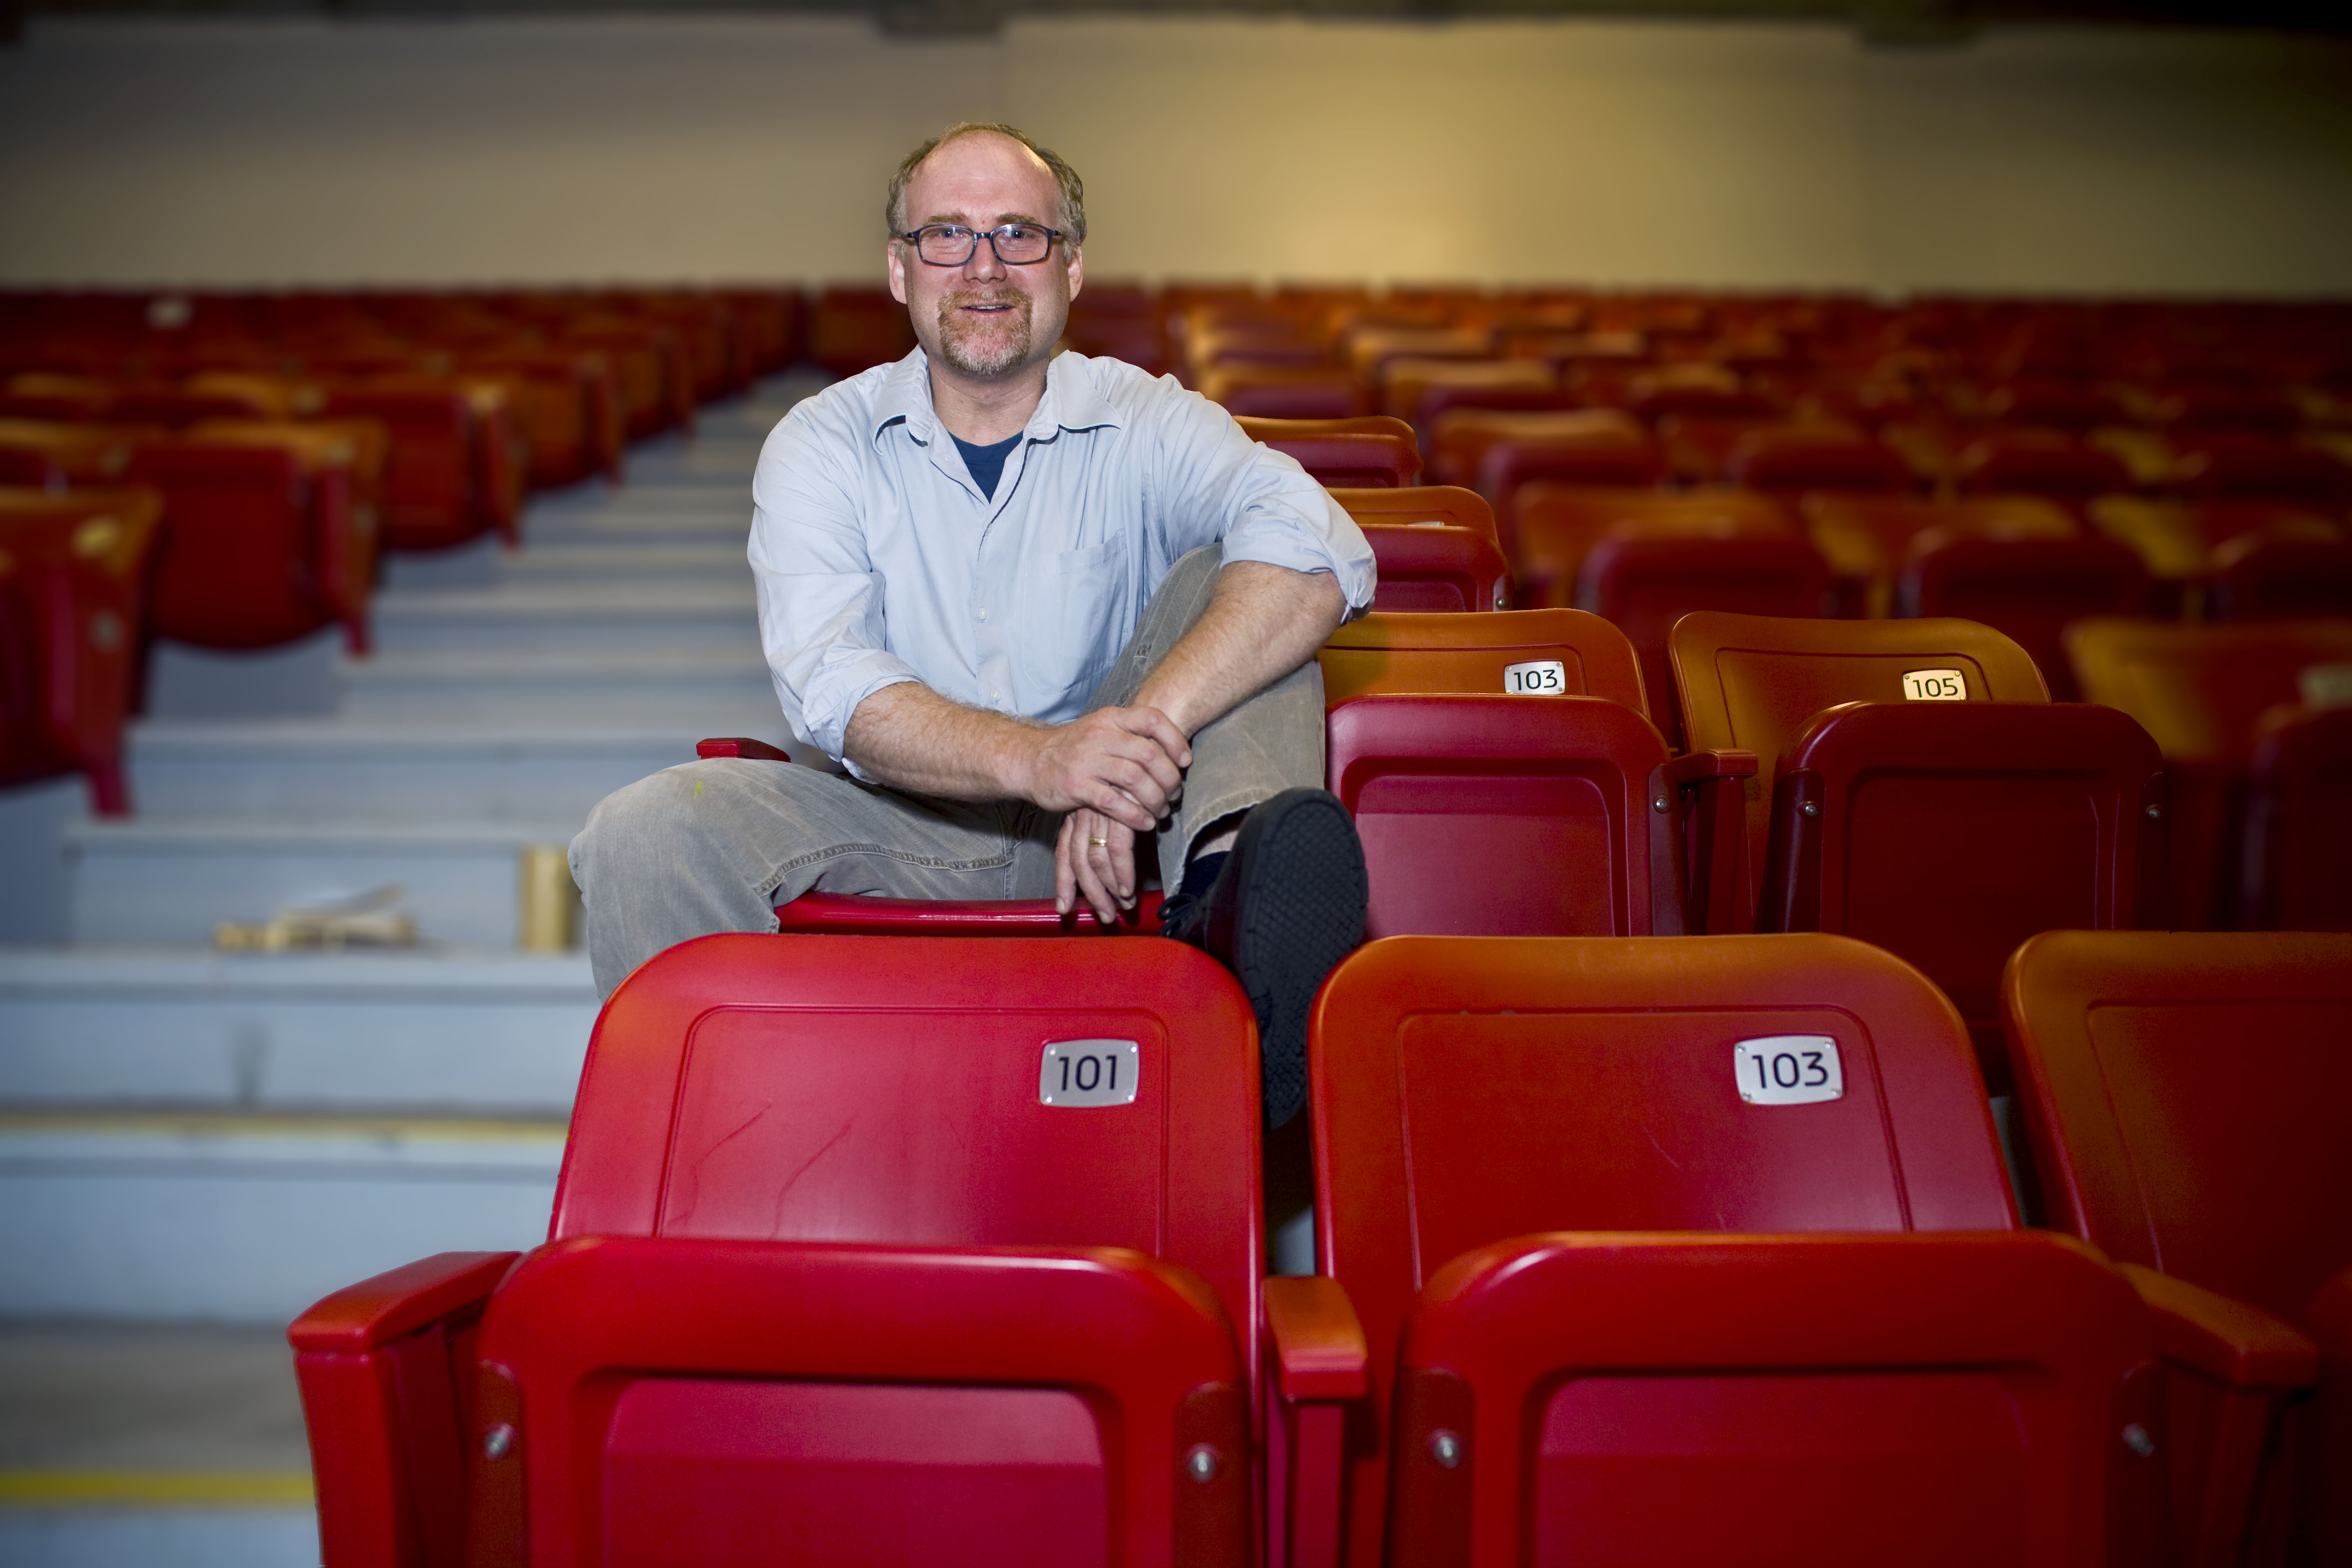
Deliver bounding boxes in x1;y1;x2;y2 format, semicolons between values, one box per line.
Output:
936;289;1035;377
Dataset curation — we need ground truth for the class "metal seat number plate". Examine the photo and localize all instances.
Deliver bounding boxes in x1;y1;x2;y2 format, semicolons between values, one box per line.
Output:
1900;668;1967;701
1039;1040;1140;1107
1734;1035;1844;1105
1503;659;1566;695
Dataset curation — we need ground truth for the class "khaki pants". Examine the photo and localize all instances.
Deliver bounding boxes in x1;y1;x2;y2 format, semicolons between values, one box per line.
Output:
571;545;1327;998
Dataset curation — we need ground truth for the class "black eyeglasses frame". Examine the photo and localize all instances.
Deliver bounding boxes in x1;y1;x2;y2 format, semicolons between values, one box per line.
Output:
895;222;1067;268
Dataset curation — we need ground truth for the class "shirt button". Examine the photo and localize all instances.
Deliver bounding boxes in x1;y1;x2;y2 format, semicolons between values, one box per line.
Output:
976;608;988;620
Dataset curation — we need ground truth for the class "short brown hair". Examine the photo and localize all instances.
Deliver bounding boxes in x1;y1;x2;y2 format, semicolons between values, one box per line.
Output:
886;123;1087;247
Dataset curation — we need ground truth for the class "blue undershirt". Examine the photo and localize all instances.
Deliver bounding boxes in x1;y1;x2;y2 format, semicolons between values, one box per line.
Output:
951;431;1024;500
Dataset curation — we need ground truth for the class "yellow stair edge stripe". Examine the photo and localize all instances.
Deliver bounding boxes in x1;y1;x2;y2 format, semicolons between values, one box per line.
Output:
0;1469;315;1508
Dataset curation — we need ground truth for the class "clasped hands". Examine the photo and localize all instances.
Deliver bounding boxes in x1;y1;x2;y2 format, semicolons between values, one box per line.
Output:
1024;705;1192;926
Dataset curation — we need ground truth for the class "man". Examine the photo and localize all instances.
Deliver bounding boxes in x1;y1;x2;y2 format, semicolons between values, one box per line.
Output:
570;122;1375;1129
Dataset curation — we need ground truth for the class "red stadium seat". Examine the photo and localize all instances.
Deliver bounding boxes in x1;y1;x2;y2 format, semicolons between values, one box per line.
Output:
292;935;1277;1568
807;287;916;379
1236;416;1420;488
1896;533;2150;700
1683;421;1915;495
2208;535;2352;621
1326;484;1497;545
1425;410;1665;545
1308;933;2161;1568
1326;694;1672;937
1954;426;2136;503
2003;931;2352;1567
321;379;522;552
2089;498;2342;615
2171;433;2352;507
0;488;163;814
1509;485;1795;610
1377;358;1560;429
2067;618;2352;929
1669;611;2051;935
127;437;373;656
1359;524;1509;613
1199;365;1369;421
2239;704;2352;931
1975;379;2133;431
1804;494;2077;618
0;420;142;487
1578;531;1833;747
1341;326;1491;385
1755;698;2164;1086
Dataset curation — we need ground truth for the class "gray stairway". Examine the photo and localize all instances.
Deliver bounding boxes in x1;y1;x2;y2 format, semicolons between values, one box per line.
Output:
0;373;817;1559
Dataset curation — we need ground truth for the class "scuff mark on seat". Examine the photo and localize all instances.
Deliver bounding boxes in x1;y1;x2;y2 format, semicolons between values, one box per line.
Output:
770;1117;857;1235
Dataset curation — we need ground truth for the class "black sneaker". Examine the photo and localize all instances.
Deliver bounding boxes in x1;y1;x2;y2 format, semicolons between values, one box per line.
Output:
1161;788;1368;1128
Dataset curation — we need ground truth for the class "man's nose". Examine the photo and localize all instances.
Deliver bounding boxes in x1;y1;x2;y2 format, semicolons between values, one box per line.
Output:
962;237;1009;282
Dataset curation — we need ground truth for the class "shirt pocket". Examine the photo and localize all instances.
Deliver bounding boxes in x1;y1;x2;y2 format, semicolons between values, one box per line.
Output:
1017;534;1131;703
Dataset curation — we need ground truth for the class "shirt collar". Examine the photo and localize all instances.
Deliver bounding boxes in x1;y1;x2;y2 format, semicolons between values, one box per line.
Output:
871;346;1125;448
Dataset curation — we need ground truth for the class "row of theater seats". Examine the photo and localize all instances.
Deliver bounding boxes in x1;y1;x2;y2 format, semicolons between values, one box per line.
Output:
293;925;2350;1568
0;288;803;815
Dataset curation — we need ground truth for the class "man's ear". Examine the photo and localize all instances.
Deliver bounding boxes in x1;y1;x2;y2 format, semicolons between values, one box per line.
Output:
886;242;909;305
1063;243;1084;305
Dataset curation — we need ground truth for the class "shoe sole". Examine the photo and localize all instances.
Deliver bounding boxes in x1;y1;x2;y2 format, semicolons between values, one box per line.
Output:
1226;789;1368;1129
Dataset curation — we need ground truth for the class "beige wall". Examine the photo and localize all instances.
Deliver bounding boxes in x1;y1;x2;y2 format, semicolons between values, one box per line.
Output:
2;13;2348;295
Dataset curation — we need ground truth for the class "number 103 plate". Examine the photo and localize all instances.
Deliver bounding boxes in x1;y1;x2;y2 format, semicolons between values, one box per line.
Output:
1733;1035;1844;1105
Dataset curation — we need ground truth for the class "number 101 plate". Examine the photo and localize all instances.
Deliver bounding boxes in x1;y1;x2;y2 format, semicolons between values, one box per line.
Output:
1733;1035;1844;1105
1039;1040;1140;1107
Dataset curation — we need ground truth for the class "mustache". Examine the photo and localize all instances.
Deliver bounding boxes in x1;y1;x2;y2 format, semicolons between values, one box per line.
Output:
941;290;1030;312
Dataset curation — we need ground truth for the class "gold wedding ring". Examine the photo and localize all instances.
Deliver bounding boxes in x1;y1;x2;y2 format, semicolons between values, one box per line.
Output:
1089;836;1108;848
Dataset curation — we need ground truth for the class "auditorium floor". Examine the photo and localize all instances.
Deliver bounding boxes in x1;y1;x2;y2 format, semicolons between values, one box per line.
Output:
0;1321;309;1478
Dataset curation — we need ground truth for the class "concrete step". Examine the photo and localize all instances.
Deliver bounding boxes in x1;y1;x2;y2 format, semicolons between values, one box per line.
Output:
67;819;585;947
338;645;777;717
495;540;750;583
0;1323;316;1568
0;1108;563;1321
521;506;749;546
122;719;773;820
369;582;756;656
0;947;594;1115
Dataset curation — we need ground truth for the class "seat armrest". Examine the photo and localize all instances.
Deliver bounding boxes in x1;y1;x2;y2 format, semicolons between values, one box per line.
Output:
697;737;793;762
1661;750;1758;934
1660;748;1758;788
2119;1264;2319;1390
1264;1276;1369;1403
290;1251;520;1354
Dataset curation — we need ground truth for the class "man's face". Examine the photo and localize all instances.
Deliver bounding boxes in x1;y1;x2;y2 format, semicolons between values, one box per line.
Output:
887;132;1083;382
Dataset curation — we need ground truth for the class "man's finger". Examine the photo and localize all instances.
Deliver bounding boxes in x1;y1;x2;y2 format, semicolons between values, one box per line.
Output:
1073;834;1120;925
1114;706;1193;771
1083;781;1158;832
1054;815;1080;914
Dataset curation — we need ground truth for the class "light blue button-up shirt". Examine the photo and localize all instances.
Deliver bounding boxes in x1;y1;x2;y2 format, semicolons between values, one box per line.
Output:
748;347;1377;772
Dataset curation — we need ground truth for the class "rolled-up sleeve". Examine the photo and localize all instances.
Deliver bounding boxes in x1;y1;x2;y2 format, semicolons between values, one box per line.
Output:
1148;385;1378;614
748;408;921;764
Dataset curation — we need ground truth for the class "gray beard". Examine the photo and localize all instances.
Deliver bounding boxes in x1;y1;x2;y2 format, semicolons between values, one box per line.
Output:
936;291;1035;377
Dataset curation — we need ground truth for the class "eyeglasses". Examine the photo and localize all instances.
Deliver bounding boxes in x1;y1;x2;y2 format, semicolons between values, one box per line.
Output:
898;222;1064;267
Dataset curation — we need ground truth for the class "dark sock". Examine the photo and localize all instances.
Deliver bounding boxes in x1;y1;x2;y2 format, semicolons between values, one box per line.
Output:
1179;850;1228;902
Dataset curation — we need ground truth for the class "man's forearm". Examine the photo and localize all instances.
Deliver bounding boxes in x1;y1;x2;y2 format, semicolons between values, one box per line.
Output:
842;682;1040;800
1136;561;1348;736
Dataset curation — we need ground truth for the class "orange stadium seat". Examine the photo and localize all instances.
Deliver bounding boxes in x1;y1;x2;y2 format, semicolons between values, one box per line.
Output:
1326;484;1497;544
2004;930;2352;1567
1896;533;2150;700
1951;426;2137;506
1716;422;1917;495
2089;497;2343;616
1317;607;1650;716
1235;416;1420;488
1377;358;1562;430
1668;610;2051;935
0;487;163;814
1426;410;1665;544
293;935;1277;1568
807;287;918;380
0;420;142;488
2171;432;2352;508
1307;933;2162;1568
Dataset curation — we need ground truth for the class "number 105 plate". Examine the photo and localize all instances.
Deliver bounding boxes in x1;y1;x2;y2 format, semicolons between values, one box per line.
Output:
1733;1035;1844;1105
